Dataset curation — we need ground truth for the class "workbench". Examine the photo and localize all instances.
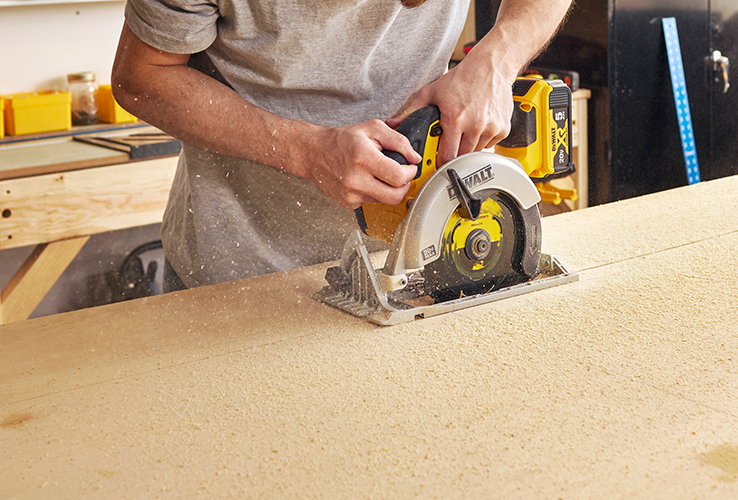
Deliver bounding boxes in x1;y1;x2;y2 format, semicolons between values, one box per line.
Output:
0;125;178;324
1;175;737;498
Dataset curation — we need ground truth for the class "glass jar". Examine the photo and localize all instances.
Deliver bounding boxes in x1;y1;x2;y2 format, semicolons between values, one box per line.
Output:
67;71;99;126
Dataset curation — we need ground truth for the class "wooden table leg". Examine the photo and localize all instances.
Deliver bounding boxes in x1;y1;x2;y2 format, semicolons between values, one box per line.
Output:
0;236;90;325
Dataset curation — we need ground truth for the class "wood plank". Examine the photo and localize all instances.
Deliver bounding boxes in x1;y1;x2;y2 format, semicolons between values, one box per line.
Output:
0;176;737;497
0;140;130;181
0;236;89;324
0;125;174;181
0;156;177;250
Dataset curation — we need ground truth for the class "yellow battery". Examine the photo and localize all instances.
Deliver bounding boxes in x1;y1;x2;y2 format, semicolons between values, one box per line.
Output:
0;98;4;138
97;84;138;124
2;90;72;136
495;77;572;179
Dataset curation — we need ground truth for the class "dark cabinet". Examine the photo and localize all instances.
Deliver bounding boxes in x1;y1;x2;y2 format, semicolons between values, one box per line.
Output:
608;0;736;201
478;0;737;204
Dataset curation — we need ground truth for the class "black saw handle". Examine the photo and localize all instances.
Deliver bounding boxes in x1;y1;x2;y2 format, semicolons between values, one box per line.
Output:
383;106;442;180
355;106;442;244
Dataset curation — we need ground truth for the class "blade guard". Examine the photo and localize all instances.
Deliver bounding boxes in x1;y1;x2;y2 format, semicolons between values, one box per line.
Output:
381;152;541;285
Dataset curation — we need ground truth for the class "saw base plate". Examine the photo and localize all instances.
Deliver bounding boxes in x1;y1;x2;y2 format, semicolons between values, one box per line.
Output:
314;231;578;326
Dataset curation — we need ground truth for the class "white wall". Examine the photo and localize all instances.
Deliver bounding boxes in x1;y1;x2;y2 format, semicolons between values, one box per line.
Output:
0;0;125;95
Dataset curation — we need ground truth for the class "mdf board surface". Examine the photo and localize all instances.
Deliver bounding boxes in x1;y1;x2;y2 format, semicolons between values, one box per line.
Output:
1;176;738;498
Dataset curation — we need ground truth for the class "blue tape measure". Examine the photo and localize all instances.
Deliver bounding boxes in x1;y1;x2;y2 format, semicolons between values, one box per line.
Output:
662;17;701;185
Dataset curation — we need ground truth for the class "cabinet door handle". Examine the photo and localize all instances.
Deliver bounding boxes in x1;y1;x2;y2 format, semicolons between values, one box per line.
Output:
712;50;730;94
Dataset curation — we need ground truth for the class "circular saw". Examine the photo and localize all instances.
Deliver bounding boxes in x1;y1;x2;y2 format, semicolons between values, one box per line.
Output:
369;150;543;303
315;80;579;324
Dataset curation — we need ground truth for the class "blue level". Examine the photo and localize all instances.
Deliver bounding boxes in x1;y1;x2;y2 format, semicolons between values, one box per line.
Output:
662;17;701;185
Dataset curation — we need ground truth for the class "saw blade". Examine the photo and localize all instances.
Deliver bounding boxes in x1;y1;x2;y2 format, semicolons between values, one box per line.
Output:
423;189;530;302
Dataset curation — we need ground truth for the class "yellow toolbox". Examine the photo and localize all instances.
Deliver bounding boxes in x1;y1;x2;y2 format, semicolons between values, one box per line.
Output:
97;84;138;124
2;90;71;136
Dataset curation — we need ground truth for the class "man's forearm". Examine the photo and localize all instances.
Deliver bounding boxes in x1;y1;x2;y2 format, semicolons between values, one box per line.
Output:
387;0;573;163
112;30;316;179
123;69;314;176
111;23;420;209
470;0;573;83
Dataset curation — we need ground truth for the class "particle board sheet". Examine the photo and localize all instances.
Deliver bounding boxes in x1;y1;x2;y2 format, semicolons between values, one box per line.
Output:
1;176;738;498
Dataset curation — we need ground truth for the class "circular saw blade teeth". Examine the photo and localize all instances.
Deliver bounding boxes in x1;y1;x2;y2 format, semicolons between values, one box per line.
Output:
423;190;529;302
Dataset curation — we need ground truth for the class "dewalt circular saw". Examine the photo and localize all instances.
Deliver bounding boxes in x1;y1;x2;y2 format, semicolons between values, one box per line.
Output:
315;77;579;325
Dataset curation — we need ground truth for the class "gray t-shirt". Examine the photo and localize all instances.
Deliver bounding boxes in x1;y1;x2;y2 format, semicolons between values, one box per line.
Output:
125;0;470;287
